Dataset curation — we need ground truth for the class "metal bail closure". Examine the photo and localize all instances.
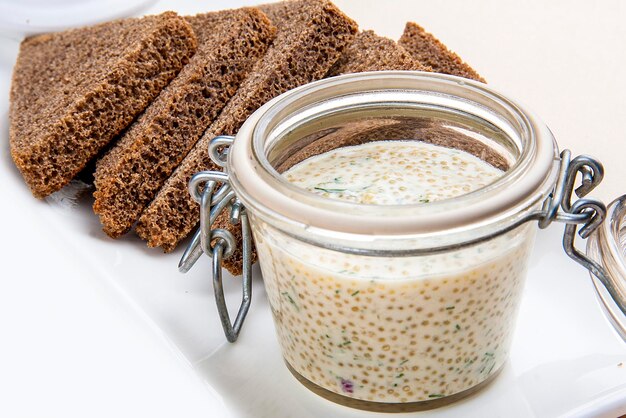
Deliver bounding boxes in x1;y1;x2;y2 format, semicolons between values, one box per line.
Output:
541;150;626;316
179;140;624;343
178;135;253;343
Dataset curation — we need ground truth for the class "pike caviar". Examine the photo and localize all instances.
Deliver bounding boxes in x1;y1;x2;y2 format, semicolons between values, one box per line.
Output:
284;141;502;204
252;141;533;404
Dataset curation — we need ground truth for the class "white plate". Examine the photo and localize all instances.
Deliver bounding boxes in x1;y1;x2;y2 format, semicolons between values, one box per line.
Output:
0;0;157;35
1;1;626;417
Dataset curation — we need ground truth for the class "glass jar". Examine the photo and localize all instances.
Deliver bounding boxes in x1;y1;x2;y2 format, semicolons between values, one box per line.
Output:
179;72;621;412
586;195;626;340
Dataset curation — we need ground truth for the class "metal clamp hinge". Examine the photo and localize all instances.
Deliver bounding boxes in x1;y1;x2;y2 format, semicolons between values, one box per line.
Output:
179;140;626;342
178;135;254;343
539;150;626;316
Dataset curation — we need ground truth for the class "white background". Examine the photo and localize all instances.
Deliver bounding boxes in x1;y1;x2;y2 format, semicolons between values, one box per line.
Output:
1;1;626;417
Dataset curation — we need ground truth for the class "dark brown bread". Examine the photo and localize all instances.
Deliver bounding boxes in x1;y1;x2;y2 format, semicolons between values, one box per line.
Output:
9;12;197;198
92;8;276;238
136;0;358;273
328;30;430;76
398;21;485;82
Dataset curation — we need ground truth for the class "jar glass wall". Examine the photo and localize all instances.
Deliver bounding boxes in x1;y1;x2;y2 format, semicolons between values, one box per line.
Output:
227;72;559;411
252;217;536;409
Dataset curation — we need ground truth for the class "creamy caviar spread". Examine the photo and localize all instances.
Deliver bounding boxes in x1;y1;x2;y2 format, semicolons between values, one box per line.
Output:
284;141;502;204
253;140;534;404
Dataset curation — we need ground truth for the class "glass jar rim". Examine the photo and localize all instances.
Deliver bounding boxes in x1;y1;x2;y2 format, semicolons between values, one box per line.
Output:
228;71;558;238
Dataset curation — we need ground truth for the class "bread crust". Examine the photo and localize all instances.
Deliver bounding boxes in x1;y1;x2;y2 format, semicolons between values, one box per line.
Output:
328;30;430;76
399;21;485;82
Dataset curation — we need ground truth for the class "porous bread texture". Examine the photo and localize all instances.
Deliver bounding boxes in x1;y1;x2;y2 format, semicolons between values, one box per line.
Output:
328;30;431;76
136;0;358;274
398;21;485;82
9;12;197;198
92;8;276;238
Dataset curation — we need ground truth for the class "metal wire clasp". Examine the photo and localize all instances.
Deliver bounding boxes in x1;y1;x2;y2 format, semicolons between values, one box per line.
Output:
540;150;625;316
178;135;253;343
178;140;624;343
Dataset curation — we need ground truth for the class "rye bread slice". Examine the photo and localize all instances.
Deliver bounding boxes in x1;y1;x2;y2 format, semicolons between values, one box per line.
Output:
328;30;431;76
9;12;197;198
136;0;358;273
398;22;485;82
92;8;276;238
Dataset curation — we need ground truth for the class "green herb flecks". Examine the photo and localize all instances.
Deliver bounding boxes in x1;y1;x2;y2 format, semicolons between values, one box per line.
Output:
396;373;404;378
399;359;408;366
314;184;371;194
281;291;300;311
428;393;444;398
314;187;347;193
351;290;360;297
445;306;455;310
480;352;496;374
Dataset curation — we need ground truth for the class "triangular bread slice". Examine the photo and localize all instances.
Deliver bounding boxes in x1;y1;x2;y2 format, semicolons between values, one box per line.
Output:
328;30;431;76
9;12;197;198
92;8;276;238
136;0;358;273
398;22;485;82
